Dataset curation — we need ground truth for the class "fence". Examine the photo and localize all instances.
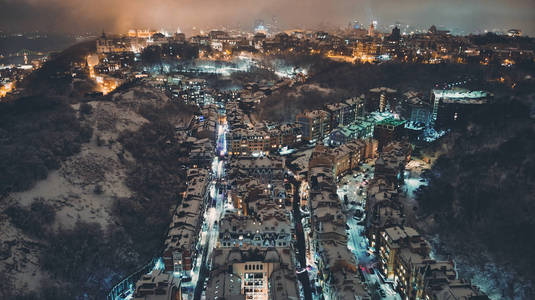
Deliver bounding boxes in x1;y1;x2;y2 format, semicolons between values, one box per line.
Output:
106;257;162;300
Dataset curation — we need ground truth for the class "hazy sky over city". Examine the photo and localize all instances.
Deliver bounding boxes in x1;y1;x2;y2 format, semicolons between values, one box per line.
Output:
0;0;534;35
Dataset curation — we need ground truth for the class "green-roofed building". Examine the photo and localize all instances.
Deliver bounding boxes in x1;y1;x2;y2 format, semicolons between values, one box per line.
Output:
373;117;406;151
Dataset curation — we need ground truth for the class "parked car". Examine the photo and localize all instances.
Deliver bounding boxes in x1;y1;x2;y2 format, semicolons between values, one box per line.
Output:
379;289;386;297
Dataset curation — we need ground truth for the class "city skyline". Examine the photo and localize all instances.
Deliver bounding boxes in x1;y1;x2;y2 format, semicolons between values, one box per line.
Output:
0;0;534;35
1;1;534;299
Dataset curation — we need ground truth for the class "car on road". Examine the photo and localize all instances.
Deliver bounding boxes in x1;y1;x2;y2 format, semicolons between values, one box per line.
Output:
379;289;386;297
358;268;366;282
369;267;375;274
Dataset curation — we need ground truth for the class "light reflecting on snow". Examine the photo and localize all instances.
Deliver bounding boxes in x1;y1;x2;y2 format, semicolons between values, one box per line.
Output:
404;177;425;199
143;56;308;80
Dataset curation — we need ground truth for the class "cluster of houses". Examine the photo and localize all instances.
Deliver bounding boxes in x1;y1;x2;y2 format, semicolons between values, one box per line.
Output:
365;141;488;300
204;121;301;299
305;145;370;299
132;102;218;300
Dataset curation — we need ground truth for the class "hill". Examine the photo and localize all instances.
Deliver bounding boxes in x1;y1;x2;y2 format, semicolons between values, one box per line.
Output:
416;97;535;299
256;58;535;122
0;42;197;299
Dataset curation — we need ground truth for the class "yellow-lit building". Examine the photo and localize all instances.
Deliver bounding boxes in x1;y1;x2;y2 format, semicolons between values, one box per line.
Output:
376;226;430;280
296;110;331;141
206;248;299;300
332;139;378;178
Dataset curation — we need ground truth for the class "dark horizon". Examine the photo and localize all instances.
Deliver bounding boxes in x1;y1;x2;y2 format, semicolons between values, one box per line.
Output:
0;0;534;36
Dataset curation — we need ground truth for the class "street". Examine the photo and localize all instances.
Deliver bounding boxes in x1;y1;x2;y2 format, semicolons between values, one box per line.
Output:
288;174;313;300
336;163;402;300
186;111;229;300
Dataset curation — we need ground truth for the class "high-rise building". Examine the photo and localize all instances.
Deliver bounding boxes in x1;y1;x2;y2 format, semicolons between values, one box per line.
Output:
390;26;401;41
296;110;331;142
368;87;398;112
368;22;375;37
373;117;406;151
325;102;350;129
402;91;432;126
431;88;490;128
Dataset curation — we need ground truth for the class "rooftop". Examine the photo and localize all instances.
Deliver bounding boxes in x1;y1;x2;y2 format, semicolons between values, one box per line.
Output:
432;88;490;104
376;117;406;127
133;269;180;300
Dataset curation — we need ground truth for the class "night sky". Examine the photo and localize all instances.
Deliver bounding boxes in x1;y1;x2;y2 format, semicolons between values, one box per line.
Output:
0;0;534;35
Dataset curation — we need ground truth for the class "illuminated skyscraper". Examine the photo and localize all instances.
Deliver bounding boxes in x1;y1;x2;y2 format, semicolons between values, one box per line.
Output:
254;19;267;34
368;22;375;37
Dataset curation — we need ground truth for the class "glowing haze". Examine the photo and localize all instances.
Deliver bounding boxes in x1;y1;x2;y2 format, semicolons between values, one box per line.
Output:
0;0;534;35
